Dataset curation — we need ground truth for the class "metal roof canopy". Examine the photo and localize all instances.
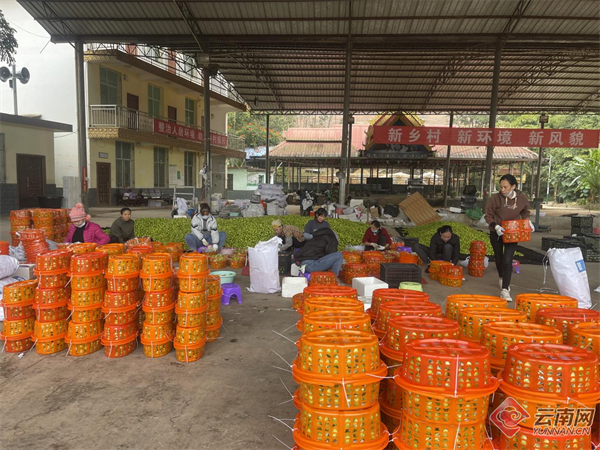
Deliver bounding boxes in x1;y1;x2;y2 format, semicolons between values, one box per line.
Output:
18;0;600;115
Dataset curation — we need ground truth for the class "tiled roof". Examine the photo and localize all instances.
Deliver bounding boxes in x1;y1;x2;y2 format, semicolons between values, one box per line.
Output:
270;141;362;158
431;145;538;161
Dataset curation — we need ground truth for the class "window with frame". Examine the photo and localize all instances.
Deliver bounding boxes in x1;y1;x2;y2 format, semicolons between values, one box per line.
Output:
185;98;196;126
148;84;162;118
154;147;168;188
100;66;121;105
184;151;196;187
227;173;234;191
115;141;134;187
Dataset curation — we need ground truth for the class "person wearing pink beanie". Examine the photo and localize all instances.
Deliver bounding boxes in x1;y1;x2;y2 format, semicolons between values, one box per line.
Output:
65;203;110;245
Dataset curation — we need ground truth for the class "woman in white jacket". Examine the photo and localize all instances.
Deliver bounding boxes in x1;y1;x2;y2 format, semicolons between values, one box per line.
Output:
185;203;227;251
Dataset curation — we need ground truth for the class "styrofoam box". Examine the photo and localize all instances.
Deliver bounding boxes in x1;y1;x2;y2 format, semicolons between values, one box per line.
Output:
352;277;388;298
282;277;308;298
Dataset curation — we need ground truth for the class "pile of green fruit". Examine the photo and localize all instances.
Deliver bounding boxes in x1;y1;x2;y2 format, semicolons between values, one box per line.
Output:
134;216;368;250
404;221;495;255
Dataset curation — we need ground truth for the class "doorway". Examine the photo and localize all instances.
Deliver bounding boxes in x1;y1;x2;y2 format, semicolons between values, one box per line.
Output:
96;162;111;206
17;154;46;208
126;93;139;129
168;106;177;123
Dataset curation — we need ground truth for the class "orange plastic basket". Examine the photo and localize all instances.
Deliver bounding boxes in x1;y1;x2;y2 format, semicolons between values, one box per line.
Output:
207;275;221;296
497;417;591;450
375;301;442;337
481;322;563;369
397;339;495;393
140;335;173;358
140;272;174;292
0;331;34;353
207;293;221;312
399;252;419;265
341;250;363;263
66;334;103;356
1;299;35;321
143;287;175;308
429;260;452;281
177;290;208;310
298;311;372;334
296;329;382;376
343;263;369;282
458;307;527;342
34;269;69;289
127;245;153;258
176;272;209;293
35;333;68;355
206;309;221;327
67;243;98;255
568;320;600;356
2;280;37;303
102;333;138;358
445;294;507;321
34;300;69;323
141;253;173;275
34;286;69;305
380;378;403;411
102;302;139;326
103;289;139;308
34;318;68;339
292;293;303;311
69;272;106;290
70;252;108;274
206;320;222;342
502;343;599;398
379;345;404;377
468;267;485;277
142;321;175;341
178;253;209;274
536;307;600;342
175;305;208;327
379;398;402;438
303;285;358;300
515;293;579;322
36;249;73;272
370;289;429;319
229;254;246;269
142;303;175;325
174;325;206;345
208;254;229;269
96;243;125;256
384;316;460;355
295;403;388;449
3;316;35;337
106;254;140;275
125;237;151;249
302;297;364;316
469;240;486;252
68;302;104;324
174;338;207;363
70;287;104;307
102;321;138;342
105;272;140;292
308;271;338;286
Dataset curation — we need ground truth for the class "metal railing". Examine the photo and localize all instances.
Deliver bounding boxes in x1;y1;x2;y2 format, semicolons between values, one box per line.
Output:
86;43;245;104
89;105;244;150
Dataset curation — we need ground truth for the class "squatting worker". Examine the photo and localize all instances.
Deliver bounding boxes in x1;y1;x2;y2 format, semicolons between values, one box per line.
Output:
415;225;460;272
484;174;532;302
293;228;343;277
272;219;306;251
65;203;110;245
362;220;392;250
109;207;135;243
304;208;331;240
185;203;227;251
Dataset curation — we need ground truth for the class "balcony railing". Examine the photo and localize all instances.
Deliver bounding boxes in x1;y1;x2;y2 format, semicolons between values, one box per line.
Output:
89;105;245;151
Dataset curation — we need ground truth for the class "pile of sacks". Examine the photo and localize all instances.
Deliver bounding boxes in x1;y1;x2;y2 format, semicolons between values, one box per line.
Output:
258;184;287;215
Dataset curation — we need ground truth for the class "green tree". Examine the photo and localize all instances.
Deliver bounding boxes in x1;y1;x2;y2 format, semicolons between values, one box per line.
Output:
572;149;600;204
227;112;294;148
0;9;18;65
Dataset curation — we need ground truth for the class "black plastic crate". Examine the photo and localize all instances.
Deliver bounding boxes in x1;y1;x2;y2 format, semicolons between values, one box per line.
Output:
541;237;558;251
278;251;292;275
400;237;419;252
380;263;422;286
571;216;593;228
586;249;600;262
571;225;593;236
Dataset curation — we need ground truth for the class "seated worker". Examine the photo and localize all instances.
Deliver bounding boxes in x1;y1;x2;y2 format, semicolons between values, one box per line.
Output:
272;219;306;251
65;203;110;246
362;220;392;250
304;208;331;240
414;225;460;271
109;207;135;244
293;228;343;277
185;203;226;251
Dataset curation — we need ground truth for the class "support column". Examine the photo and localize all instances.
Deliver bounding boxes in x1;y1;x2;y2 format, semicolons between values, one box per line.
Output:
529;162;535;197
202;67;212;201
75;41;89;209
519;161;524;190
442;112;454;207
317;160;321;192
360;166;364;187
339;39;352;204
265;114;270;183
288;162;291;190
482;40;502;208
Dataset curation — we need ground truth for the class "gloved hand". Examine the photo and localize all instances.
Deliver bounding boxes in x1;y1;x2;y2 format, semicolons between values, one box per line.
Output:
201;239;209;246
494;225;505;236
209;244;218;252
529;220;535;232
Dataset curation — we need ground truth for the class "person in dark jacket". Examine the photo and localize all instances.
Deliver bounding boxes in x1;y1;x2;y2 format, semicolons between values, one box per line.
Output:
109;208;135;243
304;208;331;240
415;225;461;271
362;220;392;250
293;228;343;276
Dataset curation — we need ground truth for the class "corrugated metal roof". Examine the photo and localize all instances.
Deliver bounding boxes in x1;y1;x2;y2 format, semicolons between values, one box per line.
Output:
17;0;600;114
431;145;538;161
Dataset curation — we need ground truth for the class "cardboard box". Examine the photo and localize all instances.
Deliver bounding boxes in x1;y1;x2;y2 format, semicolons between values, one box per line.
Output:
399;192;441;226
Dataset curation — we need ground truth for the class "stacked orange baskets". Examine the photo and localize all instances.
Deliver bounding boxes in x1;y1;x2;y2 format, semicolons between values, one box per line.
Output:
174;253;210;362
379;317;459;435
66;252;108;356
102;254;140;358
292;329;390;450
367;288;430;324
31;209;56;242
32;249;72;355
515;293;579;322
163;242;184;263
468;240;487;277
568;320;600;356
298;296;364;332
9;209;31;246
457;307;527;342
444;294;507;321
535;307;600;342
393;339;498;450
296;285;358;314
363;251;386;277
140;253;175;358
496;343;598;449
438;264;463;287
1;280;38;353
428;260;452;281
97;243;126;256
229;249;247;269
205;275;223;343
373;300;442;340
341;263;369;284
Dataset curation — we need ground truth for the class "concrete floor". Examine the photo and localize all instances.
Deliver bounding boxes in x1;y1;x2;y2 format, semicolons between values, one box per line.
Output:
1;207;599;450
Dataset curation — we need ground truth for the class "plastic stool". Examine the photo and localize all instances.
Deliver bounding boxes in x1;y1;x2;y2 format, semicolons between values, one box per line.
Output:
221;283;242;306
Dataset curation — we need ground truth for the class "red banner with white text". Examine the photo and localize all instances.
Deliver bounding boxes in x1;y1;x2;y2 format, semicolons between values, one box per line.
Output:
372;126;599;148
153;118;228;148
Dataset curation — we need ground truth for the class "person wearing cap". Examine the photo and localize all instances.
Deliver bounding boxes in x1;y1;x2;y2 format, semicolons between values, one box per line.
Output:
65;203;110;245
272;219;306;251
